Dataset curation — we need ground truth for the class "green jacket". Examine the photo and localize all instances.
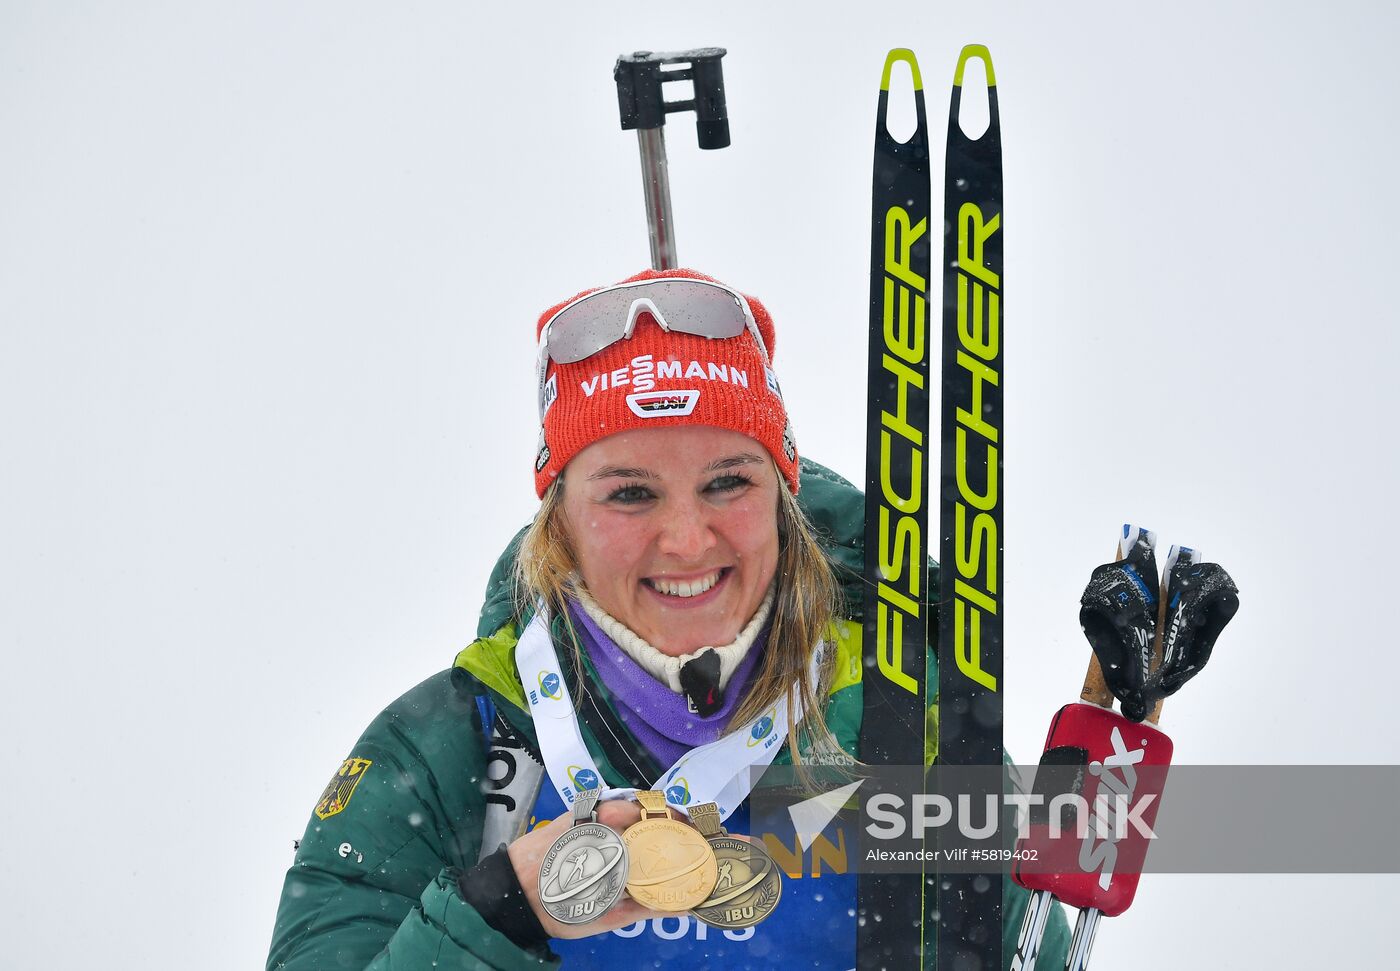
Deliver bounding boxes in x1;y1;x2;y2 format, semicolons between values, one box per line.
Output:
266;458;1069;969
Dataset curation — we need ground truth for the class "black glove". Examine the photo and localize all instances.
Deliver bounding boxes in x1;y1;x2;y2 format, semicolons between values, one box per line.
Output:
1156;555;1239;699
1079;527;1161;722
1079;527;1239;722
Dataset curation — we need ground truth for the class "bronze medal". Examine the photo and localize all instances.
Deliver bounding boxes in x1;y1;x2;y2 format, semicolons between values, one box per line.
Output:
688;801;783;928
622;790;718;913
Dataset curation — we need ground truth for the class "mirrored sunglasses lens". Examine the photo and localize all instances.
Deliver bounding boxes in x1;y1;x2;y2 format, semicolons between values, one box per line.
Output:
641;282;748;339
545;288;639;363
544;281;751;364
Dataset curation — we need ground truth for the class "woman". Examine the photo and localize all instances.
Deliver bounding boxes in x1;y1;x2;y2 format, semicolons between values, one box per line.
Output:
266;268;1068;969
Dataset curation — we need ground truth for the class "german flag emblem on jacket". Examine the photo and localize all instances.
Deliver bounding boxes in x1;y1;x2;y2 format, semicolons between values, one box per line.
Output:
314;757;373;820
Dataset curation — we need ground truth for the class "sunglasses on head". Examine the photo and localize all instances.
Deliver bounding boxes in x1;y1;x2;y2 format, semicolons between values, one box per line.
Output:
535;277;772;420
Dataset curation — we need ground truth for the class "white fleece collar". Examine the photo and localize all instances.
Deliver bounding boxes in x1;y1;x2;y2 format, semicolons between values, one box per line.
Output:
573;585;775;694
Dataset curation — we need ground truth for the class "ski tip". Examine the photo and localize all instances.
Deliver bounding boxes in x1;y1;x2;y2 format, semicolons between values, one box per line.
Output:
954;44;996;88
880;49;923;92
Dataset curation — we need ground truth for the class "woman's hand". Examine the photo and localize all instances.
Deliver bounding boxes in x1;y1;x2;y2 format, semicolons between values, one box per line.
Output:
506;797;664;940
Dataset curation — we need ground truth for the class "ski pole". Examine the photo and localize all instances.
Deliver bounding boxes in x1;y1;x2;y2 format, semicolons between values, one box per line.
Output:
1012;524;1238;969
1010;885;1059;971
1010;527;1170;971
613;48;730;270
1009;691;1174;971
1051;542;1169;971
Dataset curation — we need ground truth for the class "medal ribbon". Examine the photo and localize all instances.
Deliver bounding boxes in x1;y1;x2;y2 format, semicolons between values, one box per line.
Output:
515;604;820;821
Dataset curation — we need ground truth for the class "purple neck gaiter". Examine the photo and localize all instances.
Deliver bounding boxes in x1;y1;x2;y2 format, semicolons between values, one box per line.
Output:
566;599;767;770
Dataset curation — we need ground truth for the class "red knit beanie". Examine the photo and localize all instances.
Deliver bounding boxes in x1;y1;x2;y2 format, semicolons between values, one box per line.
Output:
533;268;798;497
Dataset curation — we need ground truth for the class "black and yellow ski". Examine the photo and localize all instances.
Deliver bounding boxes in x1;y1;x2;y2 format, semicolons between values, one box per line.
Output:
937;43;1004;971
859;47;932;970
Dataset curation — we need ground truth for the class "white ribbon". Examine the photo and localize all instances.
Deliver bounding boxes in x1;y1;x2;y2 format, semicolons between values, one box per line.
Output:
514;605;820;821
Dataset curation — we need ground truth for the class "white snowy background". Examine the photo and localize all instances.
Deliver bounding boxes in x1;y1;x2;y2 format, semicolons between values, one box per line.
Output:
2;1;1395;968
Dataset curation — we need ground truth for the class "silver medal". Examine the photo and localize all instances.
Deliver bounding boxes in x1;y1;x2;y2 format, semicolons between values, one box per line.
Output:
536;788;629;924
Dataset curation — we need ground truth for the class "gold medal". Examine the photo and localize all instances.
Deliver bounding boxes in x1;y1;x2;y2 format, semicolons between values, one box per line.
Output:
622;790;718;912
688;801;783;928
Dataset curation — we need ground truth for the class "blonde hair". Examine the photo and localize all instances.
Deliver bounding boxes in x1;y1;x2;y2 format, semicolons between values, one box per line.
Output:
514;470;844;767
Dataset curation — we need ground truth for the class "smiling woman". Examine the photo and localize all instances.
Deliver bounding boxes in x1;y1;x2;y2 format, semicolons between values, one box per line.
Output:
264;268;1067;970
556;428;783;657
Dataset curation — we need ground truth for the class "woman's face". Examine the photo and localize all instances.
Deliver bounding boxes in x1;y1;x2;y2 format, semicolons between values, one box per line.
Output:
560;425;782;657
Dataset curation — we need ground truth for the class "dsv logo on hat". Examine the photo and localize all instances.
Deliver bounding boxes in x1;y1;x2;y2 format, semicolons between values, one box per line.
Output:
626;390;700;418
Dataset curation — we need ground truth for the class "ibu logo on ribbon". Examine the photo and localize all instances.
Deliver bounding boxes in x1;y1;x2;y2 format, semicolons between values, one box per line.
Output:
746;709;777;748
664;776;692;806
568;766;601;792
538;671;563;700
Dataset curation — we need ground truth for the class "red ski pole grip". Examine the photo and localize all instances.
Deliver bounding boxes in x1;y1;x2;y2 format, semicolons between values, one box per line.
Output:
1012;703;1173;917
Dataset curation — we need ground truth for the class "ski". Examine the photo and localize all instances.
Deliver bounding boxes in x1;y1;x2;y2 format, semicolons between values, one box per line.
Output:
938;43;1004;971
859;47;932;970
